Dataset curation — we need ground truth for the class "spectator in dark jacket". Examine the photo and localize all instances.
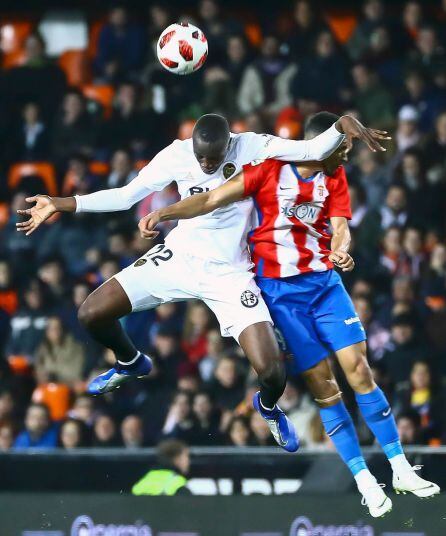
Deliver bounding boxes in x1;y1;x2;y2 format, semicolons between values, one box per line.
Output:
94;5;146;83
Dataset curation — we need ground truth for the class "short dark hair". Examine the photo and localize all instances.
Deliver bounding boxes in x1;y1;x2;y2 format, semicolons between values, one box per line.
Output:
157;439;188;465
193;114;230;145
304;111;339;138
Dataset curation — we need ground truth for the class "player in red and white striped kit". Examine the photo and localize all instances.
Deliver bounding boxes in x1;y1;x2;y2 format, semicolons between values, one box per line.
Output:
141;112;439;517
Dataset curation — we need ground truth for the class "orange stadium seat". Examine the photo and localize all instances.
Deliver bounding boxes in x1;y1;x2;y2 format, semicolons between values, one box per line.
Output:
135;159;149;171
8;355;32;375
82;84;115;117
0;20;32;68
87;19;105;59
326;11;358;44
0;202;8;228
58;49;90;87
178;119;195;140
8;162;58;196
89;160;110;175
231;120;247;133
244;22;262;47
32;383;71;421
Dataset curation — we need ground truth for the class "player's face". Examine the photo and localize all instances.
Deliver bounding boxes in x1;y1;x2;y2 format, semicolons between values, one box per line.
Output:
193;139;229;174
322;141;348;175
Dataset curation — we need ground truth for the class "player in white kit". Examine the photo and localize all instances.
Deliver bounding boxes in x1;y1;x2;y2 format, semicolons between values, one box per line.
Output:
17;114;387;451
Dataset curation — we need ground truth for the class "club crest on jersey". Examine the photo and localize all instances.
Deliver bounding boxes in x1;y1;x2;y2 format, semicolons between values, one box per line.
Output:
223;162;236;180
240;290;258;308
134;258;147;267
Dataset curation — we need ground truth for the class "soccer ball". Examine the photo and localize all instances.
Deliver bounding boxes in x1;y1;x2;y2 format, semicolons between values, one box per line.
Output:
157;22;208;75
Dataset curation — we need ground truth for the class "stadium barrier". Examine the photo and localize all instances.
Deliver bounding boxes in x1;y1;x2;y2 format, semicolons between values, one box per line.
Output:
1;446;445;494
1;493;443;535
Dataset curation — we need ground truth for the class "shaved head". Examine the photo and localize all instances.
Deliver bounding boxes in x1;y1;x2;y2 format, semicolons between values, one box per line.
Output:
193;114;230;174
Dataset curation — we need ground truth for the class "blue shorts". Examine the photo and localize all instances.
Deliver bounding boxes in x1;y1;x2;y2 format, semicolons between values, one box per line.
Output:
256;270;366;374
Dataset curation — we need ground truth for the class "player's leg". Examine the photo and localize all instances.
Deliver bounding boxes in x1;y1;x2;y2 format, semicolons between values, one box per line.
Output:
315;270;440;498
202;273;298;452
80;276;155;395
84;244;193;395
336;341;440;498
302;358;392;518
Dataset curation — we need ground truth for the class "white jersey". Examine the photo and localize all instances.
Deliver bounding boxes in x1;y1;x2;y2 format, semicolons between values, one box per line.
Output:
75;126;345;271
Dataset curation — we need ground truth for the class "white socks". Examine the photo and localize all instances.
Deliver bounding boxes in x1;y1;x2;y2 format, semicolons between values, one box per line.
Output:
389;454;412;474
354;469;377;489
118;351;141;367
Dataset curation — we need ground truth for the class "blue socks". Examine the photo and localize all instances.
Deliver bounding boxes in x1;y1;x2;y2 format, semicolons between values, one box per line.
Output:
355;386;403;460
319;401;367;476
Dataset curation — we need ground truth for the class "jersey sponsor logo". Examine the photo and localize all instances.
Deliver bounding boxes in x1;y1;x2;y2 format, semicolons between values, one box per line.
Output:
281;202;321;223
240;290;259;308
134;258;147;267
344;316;360;325
189;186;210;195
222;162;236;180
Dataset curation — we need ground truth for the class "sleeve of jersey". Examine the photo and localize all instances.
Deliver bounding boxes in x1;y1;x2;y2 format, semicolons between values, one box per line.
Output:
243;162;268;196
252;124;345;162
327;167;352;219
75;146;174;213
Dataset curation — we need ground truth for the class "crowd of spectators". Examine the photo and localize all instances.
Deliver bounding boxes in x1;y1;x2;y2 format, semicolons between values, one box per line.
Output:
0;0;446;452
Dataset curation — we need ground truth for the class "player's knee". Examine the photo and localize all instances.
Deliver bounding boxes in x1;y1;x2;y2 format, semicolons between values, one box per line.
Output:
349;354;375;392
78;299;102;329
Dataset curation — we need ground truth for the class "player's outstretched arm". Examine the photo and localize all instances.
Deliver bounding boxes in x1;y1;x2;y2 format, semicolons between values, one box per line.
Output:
16;195;76;236
139;173;246;240
259;115;390;163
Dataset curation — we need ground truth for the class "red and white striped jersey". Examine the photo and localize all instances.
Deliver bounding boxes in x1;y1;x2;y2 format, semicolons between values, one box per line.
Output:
243;159;352;278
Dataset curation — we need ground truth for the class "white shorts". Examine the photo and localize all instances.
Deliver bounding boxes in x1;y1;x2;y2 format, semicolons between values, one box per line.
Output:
113;243;272;341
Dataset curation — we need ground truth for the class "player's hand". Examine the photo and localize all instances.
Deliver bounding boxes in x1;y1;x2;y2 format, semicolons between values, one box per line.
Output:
138;212;161;240
16;195;57;236
329;250;355;272
337;116;391;153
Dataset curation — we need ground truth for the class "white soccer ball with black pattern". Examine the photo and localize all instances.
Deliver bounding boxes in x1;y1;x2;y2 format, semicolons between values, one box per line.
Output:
157;22;208;75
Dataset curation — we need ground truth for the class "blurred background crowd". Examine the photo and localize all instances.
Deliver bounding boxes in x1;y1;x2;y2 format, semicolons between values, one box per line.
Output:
0;0;446;452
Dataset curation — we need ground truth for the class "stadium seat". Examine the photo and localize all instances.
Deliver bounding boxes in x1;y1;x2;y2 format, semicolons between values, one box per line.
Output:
82;84;115;118
89;160;110;175
8;355;32;375
178;119;195;141
244;22;262;47
87;19;105;59
8;162;58;197
0;202;8;229
326;11;358;44
0;21;33;53
32;383;71;421
135;160;150;171
275;106;303;139
231;120;247;134
0;289;18;315
58;49;90;87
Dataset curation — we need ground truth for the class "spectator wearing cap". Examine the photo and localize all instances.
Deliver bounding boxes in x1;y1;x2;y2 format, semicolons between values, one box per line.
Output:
396;105;421;153
13;403;58;449
132;439;190;495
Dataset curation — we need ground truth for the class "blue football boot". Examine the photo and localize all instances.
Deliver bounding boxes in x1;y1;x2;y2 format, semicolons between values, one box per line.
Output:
253;391;300;452
87;353;153;395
